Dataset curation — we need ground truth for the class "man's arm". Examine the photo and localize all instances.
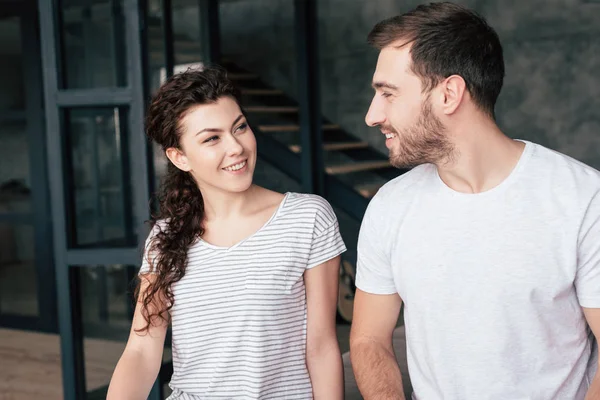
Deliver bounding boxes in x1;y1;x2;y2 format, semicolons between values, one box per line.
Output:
576;191;600;399
350;288;404;400
584;307;600;400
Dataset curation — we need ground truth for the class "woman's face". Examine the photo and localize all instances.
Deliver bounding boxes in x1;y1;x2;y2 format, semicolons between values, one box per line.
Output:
166;96;257;194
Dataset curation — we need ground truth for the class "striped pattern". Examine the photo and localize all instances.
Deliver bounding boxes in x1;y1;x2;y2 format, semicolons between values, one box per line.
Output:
141;193;346;399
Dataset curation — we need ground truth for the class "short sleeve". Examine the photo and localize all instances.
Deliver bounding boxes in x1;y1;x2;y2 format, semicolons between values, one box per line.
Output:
139;221;166;275
355;197;397;295
576;192;600;308
305;198;347;269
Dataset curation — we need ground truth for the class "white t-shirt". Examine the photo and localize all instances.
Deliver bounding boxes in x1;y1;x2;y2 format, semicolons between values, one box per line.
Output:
140;192;346;399
356;140;600;400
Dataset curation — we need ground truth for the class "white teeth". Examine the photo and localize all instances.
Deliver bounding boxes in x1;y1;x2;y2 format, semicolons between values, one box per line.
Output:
385;133;396;139
224;161;247;171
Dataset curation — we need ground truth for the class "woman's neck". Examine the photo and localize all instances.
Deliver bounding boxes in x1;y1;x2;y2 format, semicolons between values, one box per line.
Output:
200;184;259;222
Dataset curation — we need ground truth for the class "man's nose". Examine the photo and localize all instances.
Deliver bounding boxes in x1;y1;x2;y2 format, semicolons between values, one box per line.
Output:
365;97;385;127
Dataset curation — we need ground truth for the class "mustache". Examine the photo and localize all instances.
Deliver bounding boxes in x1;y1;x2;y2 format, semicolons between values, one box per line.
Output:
379;125;397;134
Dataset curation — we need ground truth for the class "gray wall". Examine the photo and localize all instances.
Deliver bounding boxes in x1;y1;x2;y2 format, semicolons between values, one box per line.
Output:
219;0;600;169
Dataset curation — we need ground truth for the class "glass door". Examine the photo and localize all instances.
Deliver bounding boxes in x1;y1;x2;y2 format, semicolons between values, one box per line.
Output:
0;4;56;333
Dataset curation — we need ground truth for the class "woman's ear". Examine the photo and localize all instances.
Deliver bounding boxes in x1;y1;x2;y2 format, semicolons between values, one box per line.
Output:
165;147;192;172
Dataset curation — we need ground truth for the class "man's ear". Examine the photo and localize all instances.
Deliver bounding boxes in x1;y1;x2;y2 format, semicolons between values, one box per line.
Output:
165;147;191;172
439;74;467;115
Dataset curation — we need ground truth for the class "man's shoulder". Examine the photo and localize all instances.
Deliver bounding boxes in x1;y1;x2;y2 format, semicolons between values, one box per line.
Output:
363;164;434;223
528;141;600;191
373;164;434;203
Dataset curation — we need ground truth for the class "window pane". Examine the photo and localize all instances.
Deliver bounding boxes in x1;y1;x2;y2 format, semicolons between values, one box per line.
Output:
0;120;31;213
146;0;205;96
65;107;135;248
0;17;30;212
73;264;173;397
147;0;165;95
79;264;135;328
0;223;37;316
59;0;127;89
172;0;203;67
0;17;24;110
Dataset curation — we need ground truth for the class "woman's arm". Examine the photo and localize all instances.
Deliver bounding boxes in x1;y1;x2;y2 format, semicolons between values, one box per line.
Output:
107;274;168;400
304;255;344;400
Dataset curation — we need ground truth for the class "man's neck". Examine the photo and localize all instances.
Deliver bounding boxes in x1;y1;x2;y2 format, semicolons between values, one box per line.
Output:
436;120;525;194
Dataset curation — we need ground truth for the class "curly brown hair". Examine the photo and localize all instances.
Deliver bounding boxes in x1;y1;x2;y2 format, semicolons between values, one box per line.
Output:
136;66;242;333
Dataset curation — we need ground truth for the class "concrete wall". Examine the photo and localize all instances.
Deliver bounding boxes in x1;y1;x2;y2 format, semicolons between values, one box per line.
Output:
219;0;600;169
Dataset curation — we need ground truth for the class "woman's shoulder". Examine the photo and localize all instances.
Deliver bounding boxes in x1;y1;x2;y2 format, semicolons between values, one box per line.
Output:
282;192;337;220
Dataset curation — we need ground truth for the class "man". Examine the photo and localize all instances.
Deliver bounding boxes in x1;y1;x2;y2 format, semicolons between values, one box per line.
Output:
349;2;600;399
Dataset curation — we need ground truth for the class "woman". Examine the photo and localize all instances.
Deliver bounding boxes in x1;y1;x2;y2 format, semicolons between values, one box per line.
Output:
107;67;346;399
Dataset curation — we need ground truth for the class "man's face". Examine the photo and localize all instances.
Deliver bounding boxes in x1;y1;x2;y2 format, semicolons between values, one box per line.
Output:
365;44;453;168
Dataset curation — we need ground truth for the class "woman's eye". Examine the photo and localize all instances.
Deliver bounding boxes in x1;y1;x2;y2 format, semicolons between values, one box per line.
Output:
235;123;248;133
382;92;392;98
204;135;219;143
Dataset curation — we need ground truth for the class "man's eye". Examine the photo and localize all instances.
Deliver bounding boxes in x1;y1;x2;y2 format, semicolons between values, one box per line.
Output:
382;92;392;98
204;135;219;143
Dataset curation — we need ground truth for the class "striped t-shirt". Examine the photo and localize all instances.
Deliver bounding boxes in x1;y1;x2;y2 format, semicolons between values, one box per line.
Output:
140;192;347;399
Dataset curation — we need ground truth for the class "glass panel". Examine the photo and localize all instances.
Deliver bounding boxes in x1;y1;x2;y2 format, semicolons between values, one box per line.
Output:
0;17;24;110
79;264;135;329
146;0;204;96
59;0;127;89
76;265;130;397
0;17;31;213
147;0;165;95
0;120;31;213
65;107;135;248
0;223;37;316
74;265;173;398
172;0;203;67
220;0;297;93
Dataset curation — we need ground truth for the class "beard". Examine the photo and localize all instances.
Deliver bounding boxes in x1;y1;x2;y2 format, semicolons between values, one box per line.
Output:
384;98;455;169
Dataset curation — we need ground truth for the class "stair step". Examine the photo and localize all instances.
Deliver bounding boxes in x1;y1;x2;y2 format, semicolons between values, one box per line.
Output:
258;124;339;133
228;73;258;80
324;141;369;151
245;106;298;113
289;141;369;153
241;88;284;95
325;160;391;175
355;183;385;198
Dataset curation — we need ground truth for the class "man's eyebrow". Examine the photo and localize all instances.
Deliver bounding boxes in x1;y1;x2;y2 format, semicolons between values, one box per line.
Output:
372;81;399;91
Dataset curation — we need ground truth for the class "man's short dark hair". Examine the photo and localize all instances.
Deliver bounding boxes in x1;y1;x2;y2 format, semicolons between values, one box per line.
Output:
368;2;504;118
